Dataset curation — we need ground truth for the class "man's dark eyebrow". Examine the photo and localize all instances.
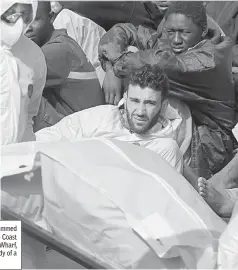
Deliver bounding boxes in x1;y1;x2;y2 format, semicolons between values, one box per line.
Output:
129;97;140;101
165;25;190;31
144;100;157;105
129;97;158;105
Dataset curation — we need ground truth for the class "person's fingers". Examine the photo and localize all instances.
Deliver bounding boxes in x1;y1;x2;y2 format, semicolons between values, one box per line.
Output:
198;181;206;188
197;177;208;198
198;180;203;187
104;91;109;103
114;99;119;106
108;93;115;105
114;93;121;105
114;86;123;105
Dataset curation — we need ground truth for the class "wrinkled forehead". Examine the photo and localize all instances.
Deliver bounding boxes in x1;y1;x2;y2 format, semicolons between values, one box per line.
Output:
164;13;198;30
128;85;162;101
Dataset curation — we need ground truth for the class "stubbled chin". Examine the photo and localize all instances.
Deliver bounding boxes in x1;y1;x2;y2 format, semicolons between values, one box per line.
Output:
131;123;149;134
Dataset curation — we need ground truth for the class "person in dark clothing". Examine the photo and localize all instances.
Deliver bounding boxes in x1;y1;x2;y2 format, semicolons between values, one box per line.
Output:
98;1;236;179
25;1;105;131
60;1;164;31
206;1;238;120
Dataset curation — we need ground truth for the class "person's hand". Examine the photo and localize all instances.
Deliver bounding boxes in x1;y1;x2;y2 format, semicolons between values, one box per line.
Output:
103;69;122;105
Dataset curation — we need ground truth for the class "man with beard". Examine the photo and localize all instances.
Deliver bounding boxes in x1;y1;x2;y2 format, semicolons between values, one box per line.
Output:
98;1;236;179
36;64;185;174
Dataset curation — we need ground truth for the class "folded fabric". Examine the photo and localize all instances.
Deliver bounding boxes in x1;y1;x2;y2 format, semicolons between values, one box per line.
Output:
38;138;226;268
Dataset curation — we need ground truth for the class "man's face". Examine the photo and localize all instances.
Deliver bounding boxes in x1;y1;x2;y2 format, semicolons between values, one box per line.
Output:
25;5;52;47
124;85;165;134
164;13;203;54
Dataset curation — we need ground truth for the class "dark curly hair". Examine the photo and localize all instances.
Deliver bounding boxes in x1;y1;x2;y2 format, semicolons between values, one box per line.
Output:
165;1;207;32
128;64;169;100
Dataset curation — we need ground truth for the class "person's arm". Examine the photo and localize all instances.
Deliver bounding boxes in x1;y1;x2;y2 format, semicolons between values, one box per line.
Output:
111;29;229;78
98;23;157;72
112;38;208;78
35;105;113;142
98;23;158;104
0;50;21;145
102;61;122;105
41;42;75;90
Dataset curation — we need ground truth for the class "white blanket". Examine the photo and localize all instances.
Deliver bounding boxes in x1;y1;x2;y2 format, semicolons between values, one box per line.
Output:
1;139;226;268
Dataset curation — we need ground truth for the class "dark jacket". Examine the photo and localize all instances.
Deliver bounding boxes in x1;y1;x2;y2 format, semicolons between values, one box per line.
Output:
98;23;236;178
206;1;238;67
60;1;163;31
98;23;236;134
206;1;238;120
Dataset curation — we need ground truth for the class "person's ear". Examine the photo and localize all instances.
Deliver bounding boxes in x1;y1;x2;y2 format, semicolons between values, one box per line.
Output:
49;11;57;24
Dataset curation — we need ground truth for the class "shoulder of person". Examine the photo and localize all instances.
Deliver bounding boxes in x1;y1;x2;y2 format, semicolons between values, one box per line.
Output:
42;29;75;56
87;104;119;116
12;35;46;78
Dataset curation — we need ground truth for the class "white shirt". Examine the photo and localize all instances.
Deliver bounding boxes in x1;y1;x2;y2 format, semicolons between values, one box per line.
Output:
36;104;184;173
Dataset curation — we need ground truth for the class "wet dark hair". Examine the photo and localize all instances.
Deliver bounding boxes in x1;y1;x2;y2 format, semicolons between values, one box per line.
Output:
128;64;169;100
165;1;207;31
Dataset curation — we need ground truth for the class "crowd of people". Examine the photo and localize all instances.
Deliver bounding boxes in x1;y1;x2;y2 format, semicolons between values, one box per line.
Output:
1;0;238;267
